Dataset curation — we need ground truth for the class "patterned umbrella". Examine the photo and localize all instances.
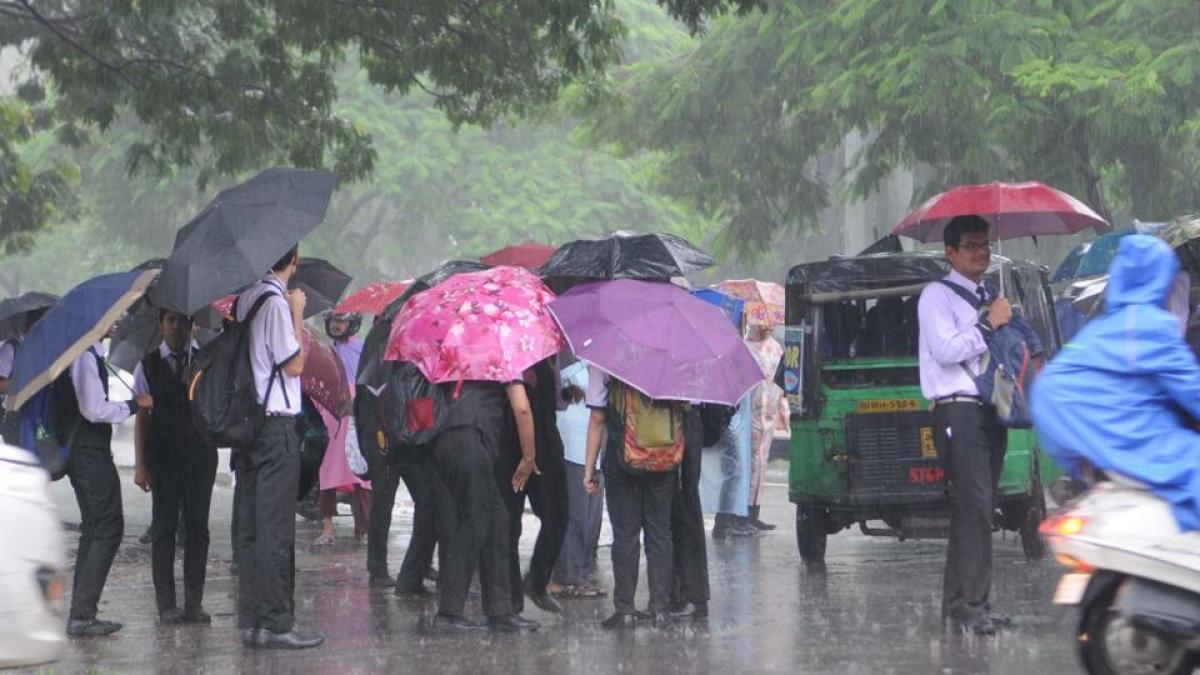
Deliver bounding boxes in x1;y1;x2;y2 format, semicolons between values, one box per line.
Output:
334;281;411;316
302;328;351;417
716;279;785;327
384;266;562;383
481;241;558;269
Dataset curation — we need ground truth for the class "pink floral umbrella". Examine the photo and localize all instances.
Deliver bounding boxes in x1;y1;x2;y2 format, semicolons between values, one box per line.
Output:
384;266;563;383
717;279;785;327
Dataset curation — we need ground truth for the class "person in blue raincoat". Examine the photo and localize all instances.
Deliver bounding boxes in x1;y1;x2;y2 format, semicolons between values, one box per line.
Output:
1032;235;1200;530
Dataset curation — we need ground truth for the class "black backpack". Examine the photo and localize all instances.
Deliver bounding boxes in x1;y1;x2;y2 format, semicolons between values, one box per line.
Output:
377;361;449;462
187;291;279;446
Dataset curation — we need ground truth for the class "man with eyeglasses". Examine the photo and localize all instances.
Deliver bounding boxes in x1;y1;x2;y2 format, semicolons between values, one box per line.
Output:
917;214;1013;635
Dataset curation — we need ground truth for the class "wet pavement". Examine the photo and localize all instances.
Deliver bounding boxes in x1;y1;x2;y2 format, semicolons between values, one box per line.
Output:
35;462;1081;674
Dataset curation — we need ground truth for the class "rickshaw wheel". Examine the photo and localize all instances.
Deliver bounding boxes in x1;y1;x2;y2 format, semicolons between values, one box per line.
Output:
1018;487;1048;561
795;505;830;569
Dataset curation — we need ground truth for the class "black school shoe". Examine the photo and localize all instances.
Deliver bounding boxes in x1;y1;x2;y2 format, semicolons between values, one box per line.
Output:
601;612;638;630
180;607;212;624
67;618;122;637
253;628;325;649
488;614;540;633
667;601;708;620
524;579;563;614
433;614;487;632
369;573;396;588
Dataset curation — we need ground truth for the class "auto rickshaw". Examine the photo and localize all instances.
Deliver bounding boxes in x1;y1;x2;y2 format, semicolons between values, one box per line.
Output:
780;251;1063;567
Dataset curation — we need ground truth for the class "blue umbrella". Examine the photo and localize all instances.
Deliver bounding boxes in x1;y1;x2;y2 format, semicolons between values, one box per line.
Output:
5;269;158;411
692;288;745;328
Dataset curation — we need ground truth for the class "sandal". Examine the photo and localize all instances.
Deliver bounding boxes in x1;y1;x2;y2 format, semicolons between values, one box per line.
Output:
312;533;335;547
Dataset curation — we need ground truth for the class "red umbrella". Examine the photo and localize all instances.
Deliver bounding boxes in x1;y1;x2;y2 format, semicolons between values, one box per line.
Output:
211;294;237;319
334;281;410;315
891;181;1107;243
301;327;351;417
481;241;558;269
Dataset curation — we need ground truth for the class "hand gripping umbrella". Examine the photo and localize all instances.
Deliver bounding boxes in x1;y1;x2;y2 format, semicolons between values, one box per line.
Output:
6;269;159;411
891;180;1108;295
149;167;337;315
548;279;761;406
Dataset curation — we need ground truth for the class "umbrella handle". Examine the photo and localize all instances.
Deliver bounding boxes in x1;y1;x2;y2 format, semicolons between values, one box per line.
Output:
102;360;137;394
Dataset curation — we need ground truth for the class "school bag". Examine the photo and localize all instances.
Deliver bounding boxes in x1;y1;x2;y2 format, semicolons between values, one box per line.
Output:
609;379;685;472
376;361;450;463
16;369;84;481
187;291;279;446
936;280;1045;428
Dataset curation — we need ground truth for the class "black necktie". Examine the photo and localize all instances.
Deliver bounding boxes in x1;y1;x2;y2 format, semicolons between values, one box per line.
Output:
171;352;187;384
977;286;988;306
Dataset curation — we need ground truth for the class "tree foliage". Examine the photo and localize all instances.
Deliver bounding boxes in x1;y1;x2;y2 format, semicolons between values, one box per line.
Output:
0;89;79;256
589;0;1200;256
3;0;718;291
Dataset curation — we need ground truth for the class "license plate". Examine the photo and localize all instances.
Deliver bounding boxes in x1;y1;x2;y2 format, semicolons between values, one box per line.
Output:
1053;572;1091;605
856;399;920;414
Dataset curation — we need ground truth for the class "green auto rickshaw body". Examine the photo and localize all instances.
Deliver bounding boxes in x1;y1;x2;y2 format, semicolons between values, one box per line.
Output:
781;251;1063;563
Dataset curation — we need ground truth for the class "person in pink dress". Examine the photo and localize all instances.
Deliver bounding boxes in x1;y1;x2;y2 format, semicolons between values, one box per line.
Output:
312;313;371;546
745;319;788;532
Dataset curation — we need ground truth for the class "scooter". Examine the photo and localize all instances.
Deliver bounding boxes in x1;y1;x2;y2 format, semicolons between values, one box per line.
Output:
1042;480;1200;675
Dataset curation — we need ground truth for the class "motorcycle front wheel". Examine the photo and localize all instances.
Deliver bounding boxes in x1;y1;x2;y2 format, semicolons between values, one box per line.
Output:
1079;581;1194;675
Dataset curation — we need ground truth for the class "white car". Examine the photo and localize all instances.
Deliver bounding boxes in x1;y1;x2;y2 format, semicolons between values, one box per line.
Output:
0;442;67;668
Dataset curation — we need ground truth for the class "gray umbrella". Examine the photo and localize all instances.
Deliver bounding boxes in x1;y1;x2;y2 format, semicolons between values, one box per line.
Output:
148;167;337;315
0;291;59;341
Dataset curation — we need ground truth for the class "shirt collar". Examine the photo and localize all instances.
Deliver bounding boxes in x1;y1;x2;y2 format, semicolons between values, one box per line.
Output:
946;268;983;293
263;272;287;293
158;340;199;359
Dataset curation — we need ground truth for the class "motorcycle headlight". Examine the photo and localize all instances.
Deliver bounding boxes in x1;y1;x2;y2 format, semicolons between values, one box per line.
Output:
34;566;65;614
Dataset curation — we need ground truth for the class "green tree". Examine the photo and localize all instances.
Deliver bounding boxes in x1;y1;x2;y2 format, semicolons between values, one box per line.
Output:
0;89;79;257
4;0;721;291
0;0;758;243
589;0;1200;257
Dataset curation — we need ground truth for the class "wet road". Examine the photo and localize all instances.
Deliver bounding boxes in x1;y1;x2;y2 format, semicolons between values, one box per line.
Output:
39;465;1080;674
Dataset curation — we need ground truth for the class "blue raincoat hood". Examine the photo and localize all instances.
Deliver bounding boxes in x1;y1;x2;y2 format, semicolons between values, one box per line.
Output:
1105;235;1178;310
1033;234;1200;530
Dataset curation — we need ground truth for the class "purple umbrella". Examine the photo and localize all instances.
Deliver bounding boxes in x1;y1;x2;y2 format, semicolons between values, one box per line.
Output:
548;279;761;405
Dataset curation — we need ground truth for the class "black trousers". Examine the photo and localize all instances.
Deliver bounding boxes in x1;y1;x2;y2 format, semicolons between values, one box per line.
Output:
66;445;124;621
235;417;302;633
149;445;218;613
671;412;709;605
931;401;1007;619
430;426;513;618
366;456;438;588
605;462;676;614
498;441;568;610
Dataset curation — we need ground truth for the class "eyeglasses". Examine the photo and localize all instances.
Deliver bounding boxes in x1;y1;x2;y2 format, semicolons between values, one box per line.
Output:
955;241;993;253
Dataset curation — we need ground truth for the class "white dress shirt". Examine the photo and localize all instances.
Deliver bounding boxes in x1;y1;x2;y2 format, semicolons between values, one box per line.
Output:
917;269;990;400
70;342;133;424
132;340;199;397
236;274;302;415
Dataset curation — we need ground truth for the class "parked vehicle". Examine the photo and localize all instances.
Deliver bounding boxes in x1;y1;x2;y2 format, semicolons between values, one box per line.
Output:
780;251;1063;568
0;443;66;669
1043;481;1200;675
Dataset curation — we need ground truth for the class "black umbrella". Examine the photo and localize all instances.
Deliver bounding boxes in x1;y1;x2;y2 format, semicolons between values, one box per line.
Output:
0;291;60;341
108;259;226;372
294;257;352;317
148;167;337;315
537;231;715;290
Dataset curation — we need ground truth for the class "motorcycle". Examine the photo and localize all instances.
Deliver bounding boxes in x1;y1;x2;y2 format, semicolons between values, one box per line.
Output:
1042;480;1200;675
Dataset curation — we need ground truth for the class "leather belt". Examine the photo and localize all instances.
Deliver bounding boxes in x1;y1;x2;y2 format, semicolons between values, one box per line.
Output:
934;394;983;405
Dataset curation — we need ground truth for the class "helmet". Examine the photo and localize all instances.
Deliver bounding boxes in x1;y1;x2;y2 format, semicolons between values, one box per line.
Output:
325;312;362;339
